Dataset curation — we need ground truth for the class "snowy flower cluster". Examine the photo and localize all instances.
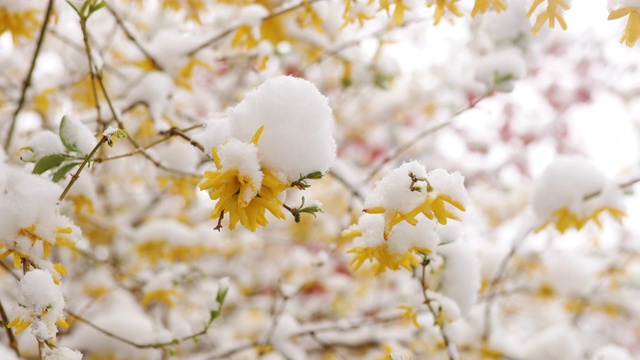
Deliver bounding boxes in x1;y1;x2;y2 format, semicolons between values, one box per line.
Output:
532;156;625;233
345;161;468;273
0;163;81;282
7;270;68;341
199;75;336;231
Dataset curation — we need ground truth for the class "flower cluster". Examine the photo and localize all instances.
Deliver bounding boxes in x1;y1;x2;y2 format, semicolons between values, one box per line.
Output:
7;270;68;342
0;164;80;283
345;161;467;273
198;75;336;231
532;156;626;233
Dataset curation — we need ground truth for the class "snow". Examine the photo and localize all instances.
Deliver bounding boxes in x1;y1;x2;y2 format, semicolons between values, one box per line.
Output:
591;344;634;360
19;130;65;162
59;116;97;155
122;72;174;129
532;156;624;226
365;161;429;213
44;347;83;360
14;269;66;341
387;218;440;255
474;49;527;93
227;75;336;181
428;168;468;207
437;240;480;317
608;0;640;11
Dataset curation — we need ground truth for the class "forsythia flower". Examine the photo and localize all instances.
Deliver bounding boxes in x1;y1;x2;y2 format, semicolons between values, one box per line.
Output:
363;162;467;240
427;0;463;25
200;126;287;231
8;270;68;341
527;0;571;35
608;5;640;47
0;6;40;44
471;0;508;17
345;214;439;274
532;157;626;234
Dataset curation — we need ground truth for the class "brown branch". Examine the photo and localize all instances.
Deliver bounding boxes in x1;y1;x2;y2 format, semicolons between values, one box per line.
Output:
4;0;56;151
419;257;456;360
66;310;213;349
59;136;108;203
79;12;105;134
0;298;20;357
365;95;486;183
186;0;324;56
106;4;163;71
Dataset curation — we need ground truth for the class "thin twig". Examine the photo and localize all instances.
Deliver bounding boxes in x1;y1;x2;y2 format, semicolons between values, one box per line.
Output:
186;0;324;56
4;0;56;151
79;13;105;134
365;95;486;183
0;298;20;357
106;4;163;70
419;257;456;360
59;136;108;203
66;310;213;349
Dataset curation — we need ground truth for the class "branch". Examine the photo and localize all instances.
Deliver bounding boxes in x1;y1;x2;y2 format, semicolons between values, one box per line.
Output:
79;12;105;134
0;297;20;357
106;4;163;71
419;257;456;360
66;310;213;349
365;95;486;183
4;0;56;152
186;0;324;56
59;136;108;203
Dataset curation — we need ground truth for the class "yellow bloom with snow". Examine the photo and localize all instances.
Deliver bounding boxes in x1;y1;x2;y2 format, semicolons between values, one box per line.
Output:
142;288;183;308
537;206;625;234
471;0;507;17
0;225;76;270
533;157;626;234
527;0;570;35
608;6;640;47
200;126;287;231
0;7;40;44
344;214;439;274
427;0;463;25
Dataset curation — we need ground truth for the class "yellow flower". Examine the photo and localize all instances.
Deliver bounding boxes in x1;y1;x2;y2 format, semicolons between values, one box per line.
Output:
142;288;183;307
471;0;507;18
537;206;625;234
0;225;76;269
608;6;640;47
200;127;287;231
158;175;201;202
364;193;465;240
527;0;570;35
0;7;40;44
7;313;68;335
398;305;421;329
427;0;463;25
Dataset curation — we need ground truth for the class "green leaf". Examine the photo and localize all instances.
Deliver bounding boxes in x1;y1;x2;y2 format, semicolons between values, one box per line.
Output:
33;154;68;175
59;116;80;153
305;171;324;180
89;1;107;15
80;0;92;16
65;0;82;17
52;162;81;183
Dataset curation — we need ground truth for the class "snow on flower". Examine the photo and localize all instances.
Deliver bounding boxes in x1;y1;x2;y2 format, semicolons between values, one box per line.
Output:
200;76;336;231
7;269;68;341
362;161;467;240
0;164;81;281
532;156;625;233
345;213;440;274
